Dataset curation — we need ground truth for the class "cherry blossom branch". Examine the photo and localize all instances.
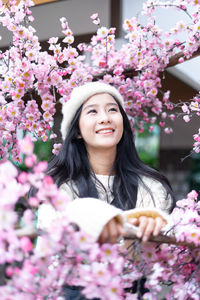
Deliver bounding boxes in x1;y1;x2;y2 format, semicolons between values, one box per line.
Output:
15;225;39;239
93;46;200;80
124;224;199;249
17;223;199;250
151;3;193;20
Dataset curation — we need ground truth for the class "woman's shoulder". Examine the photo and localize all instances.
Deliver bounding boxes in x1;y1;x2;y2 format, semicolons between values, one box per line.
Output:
139;175;162;187
59;181;78;201
137;175;173;213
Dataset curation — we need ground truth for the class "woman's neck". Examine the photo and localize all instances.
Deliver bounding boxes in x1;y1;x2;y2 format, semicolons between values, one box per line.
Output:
87;147;116;175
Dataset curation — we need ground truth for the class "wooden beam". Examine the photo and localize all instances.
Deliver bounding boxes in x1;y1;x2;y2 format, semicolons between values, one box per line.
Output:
33;0;59;5
110;0;122;38
167;47;200;68
2;0;60;5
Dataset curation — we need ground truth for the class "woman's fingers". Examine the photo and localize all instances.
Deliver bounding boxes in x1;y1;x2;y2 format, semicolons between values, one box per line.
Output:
98;223;109;244
136;216;165;242
136;216;154;242
136;216;148;239
105;218;119;244
98;218;124;244
98;215;165;244
153;217;164;236
128;217;138;226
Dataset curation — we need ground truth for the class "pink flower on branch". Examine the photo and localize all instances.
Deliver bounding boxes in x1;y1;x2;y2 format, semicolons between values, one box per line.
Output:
90;13;100;25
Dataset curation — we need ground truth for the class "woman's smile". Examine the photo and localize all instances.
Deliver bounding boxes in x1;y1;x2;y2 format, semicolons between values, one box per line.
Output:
95;127;115;135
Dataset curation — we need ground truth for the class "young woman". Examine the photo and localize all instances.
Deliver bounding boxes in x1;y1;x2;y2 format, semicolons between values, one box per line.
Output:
37;81;175;299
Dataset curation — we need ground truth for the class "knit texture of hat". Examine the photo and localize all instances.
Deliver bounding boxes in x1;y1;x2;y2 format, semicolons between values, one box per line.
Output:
60;82;124;140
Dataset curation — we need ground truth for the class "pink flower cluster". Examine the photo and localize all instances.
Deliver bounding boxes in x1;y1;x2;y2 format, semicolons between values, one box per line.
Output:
0;138;200;299
181;94;200;153
120;189;200;299
0;135;135;299
1;1;200;160
0;137;144;299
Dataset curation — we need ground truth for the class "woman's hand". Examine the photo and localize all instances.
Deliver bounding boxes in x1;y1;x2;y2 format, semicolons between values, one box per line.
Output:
130;216;165;242
98;217;125;245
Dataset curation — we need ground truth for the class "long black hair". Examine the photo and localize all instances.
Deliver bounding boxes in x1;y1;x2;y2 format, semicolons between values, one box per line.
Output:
47;99;176;211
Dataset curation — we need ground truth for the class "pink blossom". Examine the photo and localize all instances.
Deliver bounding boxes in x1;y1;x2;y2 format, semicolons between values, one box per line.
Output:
187;190;198;200
34;161;48;173
178;57;184;63
71;231;94;251
52;189;70;211
103;277;123;299
90;13;100;25
63;36;74;44
20;237;33;252
48;37;58;44
149;126;154;132
24;154;37;168
28;196;40;207
23;209;34;225
18;135;34;155
161;112;167;119
183;115;190;122
159;122;165;127
182;103;190;114
190;101;199;111
97;27;109;38
90;13;99;20
0;161;18;182
52;143;62;155
91;262;111;285
164;127;173;134
18;171;28;184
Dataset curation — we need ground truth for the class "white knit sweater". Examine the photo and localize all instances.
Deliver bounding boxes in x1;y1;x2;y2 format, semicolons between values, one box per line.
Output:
37;175;172;242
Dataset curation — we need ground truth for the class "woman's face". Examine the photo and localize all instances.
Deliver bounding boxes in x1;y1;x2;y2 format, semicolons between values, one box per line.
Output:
79;93;123;153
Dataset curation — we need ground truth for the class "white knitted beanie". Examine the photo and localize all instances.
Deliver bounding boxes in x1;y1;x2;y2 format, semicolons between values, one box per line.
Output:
60;82;124;140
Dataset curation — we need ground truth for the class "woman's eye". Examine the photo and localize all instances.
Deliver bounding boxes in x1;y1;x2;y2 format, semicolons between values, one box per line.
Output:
87;109;97;114
109;107;118;112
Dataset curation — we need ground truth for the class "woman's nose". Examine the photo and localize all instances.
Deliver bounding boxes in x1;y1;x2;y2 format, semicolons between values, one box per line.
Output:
98;111;110;124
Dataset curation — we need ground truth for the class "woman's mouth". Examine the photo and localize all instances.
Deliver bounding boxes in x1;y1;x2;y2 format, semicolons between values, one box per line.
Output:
96;128;115;134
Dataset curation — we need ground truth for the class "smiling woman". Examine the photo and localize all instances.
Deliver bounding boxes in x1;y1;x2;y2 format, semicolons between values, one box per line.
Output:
37;81;176;299
44;81;175;221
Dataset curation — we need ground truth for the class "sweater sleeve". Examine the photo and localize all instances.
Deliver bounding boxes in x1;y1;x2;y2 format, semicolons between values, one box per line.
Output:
136;176;173;214
37;197;123;242
63;197;123;241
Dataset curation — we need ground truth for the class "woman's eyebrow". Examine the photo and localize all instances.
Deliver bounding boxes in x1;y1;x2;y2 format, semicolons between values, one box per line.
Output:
107;103;118;107
83;104;97;111
83;102;118;111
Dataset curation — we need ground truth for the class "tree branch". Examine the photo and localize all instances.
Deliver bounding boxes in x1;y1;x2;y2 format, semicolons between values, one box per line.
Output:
124;223;199;249
93;47;200;80
15;225;39;239
167;47;200;68
17;224;200;249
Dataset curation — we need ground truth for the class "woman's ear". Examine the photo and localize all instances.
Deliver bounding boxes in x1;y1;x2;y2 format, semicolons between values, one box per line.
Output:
77;132;82;139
